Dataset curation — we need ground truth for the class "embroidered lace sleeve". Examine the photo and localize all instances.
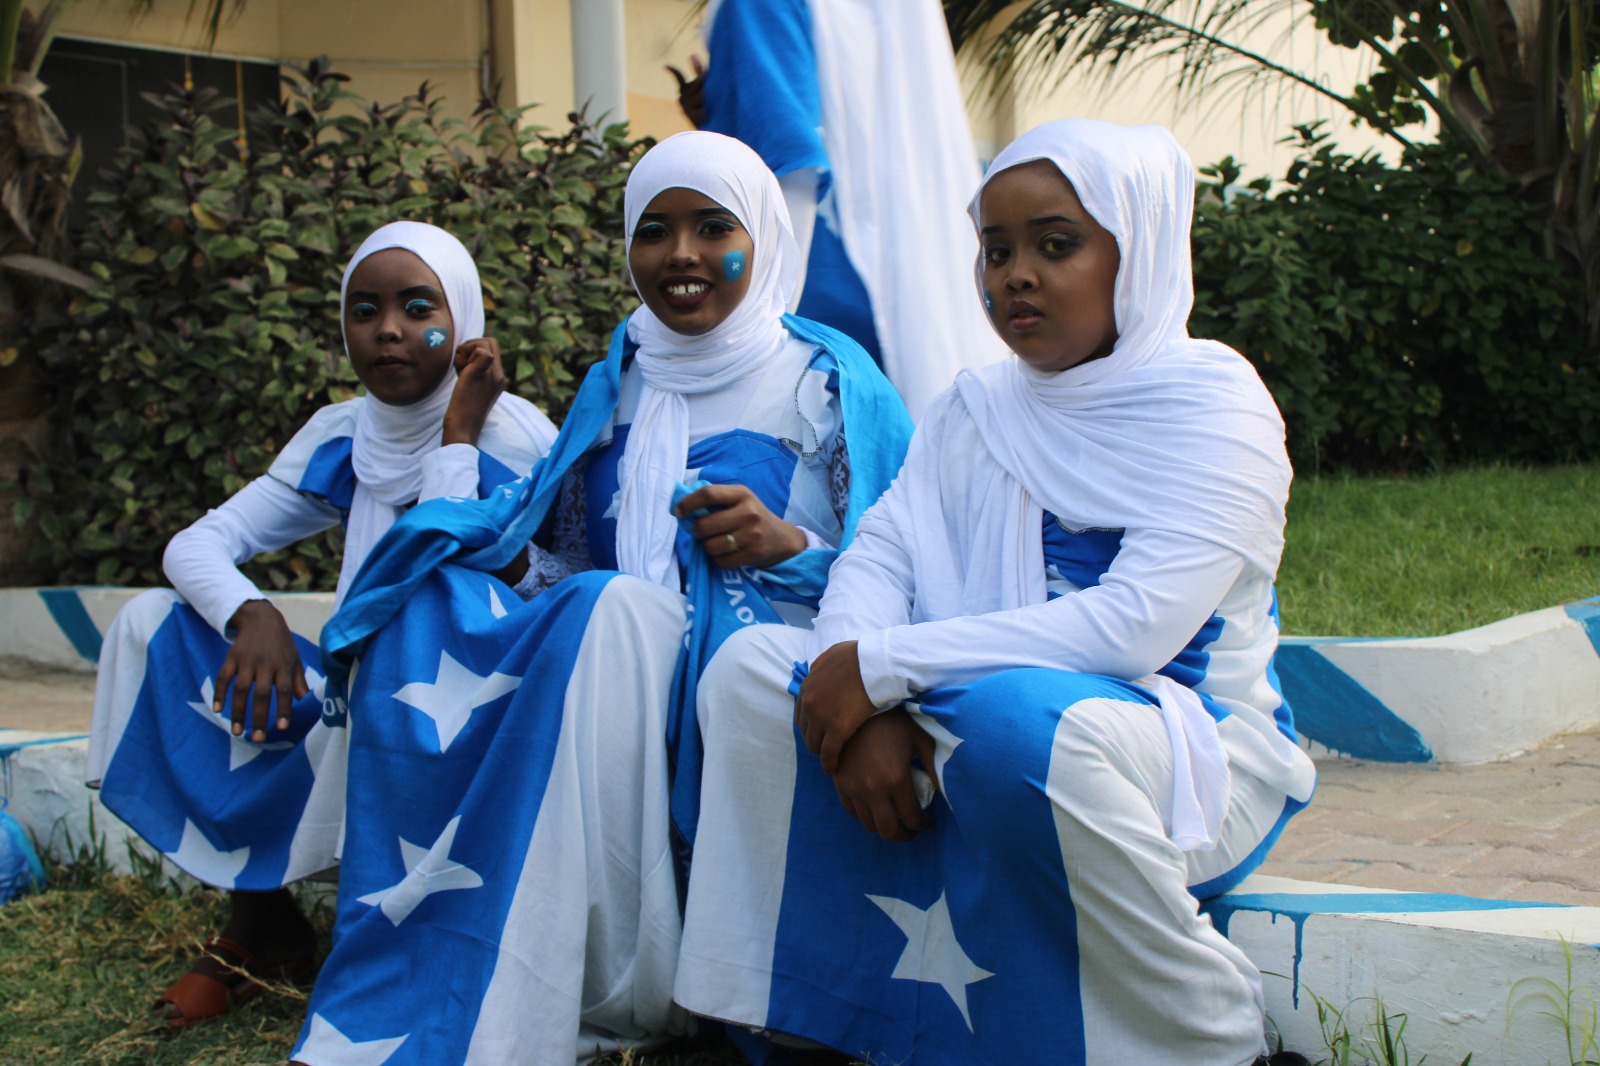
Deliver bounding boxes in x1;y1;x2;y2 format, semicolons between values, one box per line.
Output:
828;422;852;528
511;462;593;600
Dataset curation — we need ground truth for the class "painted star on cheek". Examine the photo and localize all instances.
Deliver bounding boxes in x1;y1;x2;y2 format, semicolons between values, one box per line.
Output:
867;890;995;1030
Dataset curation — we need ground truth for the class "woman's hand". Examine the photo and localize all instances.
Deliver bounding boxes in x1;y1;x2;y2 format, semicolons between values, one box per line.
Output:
442;337;506;447
215;600;308;743
831;708;937;842
666;55;706;127
674;483;808;570
795;639;877;774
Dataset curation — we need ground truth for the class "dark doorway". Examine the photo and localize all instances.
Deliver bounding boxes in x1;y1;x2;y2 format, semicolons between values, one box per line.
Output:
37;36;279;226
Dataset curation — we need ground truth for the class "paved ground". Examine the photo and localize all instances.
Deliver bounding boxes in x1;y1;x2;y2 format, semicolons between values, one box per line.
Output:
1259;727;1600;907
3;666;1599;907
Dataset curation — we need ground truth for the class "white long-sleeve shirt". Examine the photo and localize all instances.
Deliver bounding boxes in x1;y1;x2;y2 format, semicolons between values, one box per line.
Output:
163;442;489;637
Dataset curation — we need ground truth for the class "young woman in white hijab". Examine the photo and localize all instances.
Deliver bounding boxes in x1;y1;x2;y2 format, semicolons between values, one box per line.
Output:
291;131;910;1066
675;120;1317;1065
86;221;556;1030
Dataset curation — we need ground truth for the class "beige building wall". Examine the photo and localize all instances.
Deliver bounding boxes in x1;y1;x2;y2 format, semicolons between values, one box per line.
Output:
47;0;701;138
962;8;1412;178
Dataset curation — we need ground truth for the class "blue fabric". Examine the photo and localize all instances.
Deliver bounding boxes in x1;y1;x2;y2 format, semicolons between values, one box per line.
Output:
0;804;45;904
293;569;615;1063
297;436;357;513
321;313;912;709
794;214;882;367
703;0;827;178
760;666;1290;1062
98;602;324;890
764;668;1157;1062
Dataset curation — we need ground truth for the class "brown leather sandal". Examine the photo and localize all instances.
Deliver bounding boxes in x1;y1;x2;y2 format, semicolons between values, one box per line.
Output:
152;935;314;1030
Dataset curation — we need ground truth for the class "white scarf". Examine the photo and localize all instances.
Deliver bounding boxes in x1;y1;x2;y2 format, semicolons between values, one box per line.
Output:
337;221;486;603
616;131;800;586
954;120;1293;850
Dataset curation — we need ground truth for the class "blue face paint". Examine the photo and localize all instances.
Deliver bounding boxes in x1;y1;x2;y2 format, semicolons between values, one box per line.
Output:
722;250;747;281
423;327;449;349
983;289;996;314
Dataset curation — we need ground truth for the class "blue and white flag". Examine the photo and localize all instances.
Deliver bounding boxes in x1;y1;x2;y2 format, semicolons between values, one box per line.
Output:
678;627;1312;1065
295;569;688;1063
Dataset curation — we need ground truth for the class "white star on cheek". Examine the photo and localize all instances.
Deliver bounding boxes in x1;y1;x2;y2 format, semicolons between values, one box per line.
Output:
300;1012;408;1064
168;819;250;888
390;650;521;753
356;815;484;927
188;677;296;770
867;891;995;1031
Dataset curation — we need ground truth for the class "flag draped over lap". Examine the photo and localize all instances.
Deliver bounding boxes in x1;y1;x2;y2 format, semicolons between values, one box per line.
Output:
294;313;911;1063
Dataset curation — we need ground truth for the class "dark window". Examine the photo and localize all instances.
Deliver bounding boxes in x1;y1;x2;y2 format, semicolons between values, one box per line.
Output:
38;36;279;226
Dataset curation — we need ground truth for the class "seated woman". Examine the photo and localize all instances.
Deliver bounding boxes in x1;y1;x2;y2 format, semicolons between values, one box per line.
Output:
85;221;557;1028
292;131;911;1065
675;120;1318;1065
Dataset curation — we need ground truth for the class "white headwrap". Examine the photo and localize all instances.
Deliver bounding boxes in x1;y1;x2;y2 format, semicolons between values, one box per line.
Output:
616;131;801;585
959;119;1291;584
337;221;484;601
955;120;1293;852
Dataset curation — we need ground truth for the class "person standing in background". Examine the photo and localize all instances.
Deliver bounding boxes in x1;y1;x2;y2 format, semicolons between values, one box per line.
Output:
672;0;1003;419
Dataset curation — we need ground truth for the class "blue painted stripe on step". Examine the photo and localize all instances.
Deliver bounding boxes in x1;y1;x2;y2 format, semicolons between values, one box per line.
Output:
37;589;102;663
1213;891;1566;919
1273;643;1433;763
0;735;90;760
1564;596;1600;658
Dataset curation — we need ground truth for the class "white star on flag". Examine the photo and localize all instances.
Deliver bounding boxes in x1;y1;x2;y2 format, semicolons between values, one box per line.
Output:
187;677;295;771
391;650;520;752
907;709;964;810
299;1012;408;1064
867;890;994;1030
168;819;250;888
488;584;508;619
357;816;484;926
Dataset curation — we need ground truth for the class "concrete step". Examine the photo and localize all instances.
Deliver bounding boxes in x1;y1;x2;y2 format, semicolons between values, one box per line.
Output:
1218;874;1600;1066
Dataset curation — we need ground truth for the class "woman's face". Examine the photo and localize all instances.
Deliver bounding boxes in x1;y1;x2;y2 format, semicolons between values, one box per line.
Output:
978;159;1120;374
628;187;756;336
344;248;456;406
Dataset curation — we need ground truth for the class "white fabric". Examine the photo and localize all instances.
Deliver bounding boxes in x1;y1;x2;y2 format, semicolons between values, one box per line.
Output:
962;120;1291;579
461;578;687;1062
791;0;1006;419
162;476;341;636
616;132;801;586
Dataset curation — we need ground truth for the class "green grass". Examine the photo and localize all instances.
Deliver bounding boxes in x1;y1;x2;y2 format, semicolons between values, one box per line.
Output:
0;857;749;1065
1279;463;1600;636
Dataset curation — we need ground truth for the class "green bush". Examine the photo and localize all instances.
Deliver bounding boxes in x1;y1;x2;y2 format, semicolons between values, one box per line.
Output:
27;60;644;589
1192;127;1600;472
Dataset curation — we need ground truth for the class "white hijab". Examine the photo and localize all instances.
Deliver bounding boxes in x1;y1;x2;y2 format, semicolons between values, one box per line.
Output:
616;131;801;585
337;221;484;602
959;119;1291;587
954;120;1293;851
